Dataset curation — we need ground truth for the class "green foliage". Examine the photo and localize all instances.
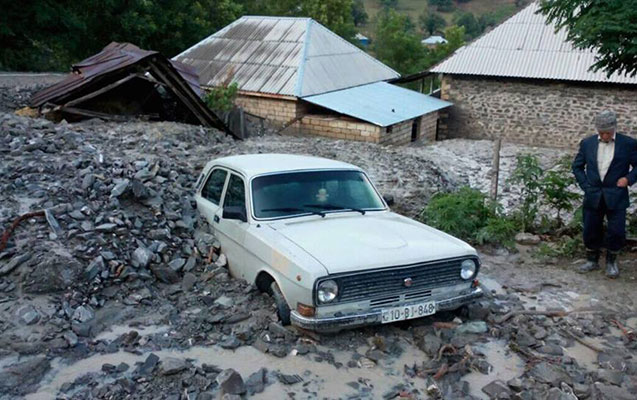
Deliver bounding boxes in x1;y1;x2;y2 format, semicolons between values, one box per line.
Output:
380;0;399;8
372;9;426;74
204;82;239;112
454;12;481;38
1;0;243;71
478;5;516;30
538;0;637;77
419;187;517;247
509;153;544;232
428;0;455;12
420;12;447;35
352;0;369;26
535;236;583;260
541;156;580;226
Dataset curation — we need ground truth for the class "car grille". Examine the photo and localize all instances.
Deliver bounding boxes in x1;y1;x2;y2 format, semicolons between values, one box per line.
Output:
323;258;471;305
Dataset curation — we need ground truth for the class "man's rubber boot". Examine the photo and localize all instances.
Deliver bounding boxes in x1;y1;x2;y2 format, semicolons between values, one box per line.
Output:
577;249;600;273
606;251;620;279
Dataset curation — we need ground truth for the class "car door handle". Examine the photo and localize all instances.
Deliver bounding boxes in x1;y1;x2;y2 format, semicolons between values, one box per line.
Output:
214;215;220;223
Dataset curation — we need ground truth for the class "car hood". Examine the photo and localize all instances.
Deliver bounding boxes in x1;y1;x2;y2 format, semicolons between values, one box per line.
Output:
268;212;476;274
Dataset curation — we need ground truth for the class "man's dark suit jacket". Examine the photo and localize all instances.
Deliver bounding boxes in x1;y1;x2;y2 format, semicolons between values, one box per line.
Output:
572;133;637;210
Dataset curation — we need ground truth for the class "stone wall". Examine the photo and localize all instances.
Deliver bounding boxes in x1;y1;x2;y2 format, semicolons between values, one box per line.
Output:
420;111;439;142
439;75;637;148
379;119;413;145
300;115;382;142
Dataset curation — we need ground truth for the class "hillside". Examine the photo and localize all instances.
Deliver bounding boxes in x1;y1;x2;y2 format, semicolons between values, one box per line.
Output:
361;0;523;36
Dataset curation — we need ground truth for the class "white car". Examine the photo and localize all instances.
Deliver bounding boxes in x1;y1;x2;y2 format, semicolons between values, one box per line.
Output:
194;154;482;332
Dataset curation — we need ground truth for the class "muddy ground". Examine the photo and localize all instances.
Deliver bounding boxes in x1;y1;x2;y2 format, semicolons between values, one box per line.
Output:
0;82;636;400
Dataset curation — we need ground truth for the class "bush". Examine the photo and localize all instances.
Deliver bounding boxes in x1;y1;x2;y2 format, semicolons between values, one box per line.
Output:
535;236;583;260
509;153;543;232
476;217;519;248
419;187;493;241
204;82;239;112
541;156;580;226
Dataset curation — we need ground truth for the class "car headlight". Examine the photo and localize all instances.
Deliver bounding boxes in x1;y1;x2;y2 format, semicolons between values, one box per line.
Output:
317;280;339;303
460;259;477;280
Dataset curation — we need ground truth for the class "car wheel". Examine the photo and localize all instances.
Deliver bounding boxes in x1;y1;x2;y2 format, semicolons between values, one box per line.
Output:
270;281;291;325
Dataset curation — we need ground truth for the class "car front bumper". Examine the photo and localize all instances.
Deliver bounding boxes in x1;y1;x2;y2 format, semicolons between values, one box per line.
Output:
290;286;483;332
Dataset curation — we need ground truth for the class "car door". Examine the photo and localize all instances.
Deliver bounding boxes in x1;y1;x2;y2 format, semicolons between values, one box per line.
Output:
215;173;250;278
196;167;228;229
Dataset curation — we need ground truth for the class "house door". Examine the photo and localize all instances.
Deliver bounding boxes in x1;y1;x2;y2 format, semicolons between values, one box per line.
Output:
411;117;421;142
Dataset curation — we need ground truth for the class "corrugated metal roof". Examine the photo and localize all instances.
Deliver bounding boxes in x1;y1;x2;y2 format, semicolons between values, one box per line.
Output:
302;82;452;127
431;1;637;85
174;16;400;97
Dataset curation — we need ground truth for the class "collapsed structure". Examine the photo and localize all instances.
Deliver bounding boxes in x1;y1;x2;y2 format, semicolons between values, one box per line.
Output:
174;16;451;145
31;42;230;134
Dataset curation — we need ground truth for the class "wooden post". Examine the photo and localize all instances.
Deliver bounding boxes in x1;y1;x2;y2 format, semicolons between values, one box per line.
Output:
490;139;502;204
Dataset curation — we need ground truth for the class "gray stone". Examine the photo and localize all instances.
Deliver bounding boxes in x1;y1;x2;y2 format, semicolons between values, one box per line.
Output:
131;180;150;199
72;305;95;323
182;272;197;291
456;321;488;334
137;353;160;375
482;380;511;399
537;344;563;356
95;223;117;232
529;362;573;386
161;357;187;375
168;257;185;271
220;336;241;349
63;331;78;347
17;305;40;325
0;356;50;395
132;246;153;268
81;174;95;190
84;255;104;281
0;253;31;276
246;367;267;395
44;209;63;237
183;256;196;272
597;369;623;386
515;232;541;245
420;334;442;357
277;373;303;385
110;179;130;198
150;265;180;284
216;369;246;395
214;295;234;307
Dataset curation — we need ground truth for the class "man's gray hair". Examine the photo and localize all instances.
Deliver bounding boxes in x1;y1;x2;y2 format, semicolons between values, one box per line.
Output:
594;110;617;131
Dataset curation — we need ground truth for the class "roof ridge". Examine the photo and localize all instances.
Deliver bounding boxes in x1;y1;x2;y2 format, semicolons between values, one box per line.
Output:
294;18;313;97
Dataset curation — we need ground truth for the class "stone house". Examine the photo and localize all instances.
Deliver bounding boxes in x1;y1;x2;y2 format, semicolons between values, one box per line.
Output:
430;1;637;148
174;16;451;145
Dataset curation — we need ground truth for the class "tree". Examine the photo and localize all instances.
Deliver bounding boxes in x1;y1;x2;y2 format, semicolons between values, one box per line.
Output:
420;12;447;35
380;0;399;8
428;0;454;13
301;0;357;40
352;0;369;26
422;25;465;69
454;11;482;38
537;0;637;77
373;9;426;74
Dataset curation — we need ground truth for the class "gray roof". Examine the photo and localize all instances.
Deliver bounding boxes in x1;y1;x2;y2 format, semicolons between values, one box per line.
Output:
174;16;399;97
431;2;637;85
422;36;447;45
302;82;452;127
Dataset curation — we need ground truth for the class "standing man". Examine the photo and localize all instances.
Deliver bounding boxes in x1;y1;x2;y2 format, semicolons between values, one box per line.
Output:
572;110;637;278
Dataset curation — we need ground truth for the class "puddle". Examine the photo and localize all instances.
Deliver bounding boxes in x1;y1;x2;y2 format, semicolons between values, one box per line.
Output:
94;324;170;342
462;340;524;399
27;343;430;399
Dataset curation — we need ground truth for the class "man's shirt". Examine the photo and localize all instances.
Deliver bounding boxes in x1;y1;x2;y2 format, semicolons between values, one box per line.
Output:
597;133;616;182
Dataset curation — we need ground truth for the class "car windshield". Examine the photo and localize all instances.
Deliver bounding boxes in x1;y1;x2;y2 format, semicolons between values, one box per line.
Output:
252;170;385;219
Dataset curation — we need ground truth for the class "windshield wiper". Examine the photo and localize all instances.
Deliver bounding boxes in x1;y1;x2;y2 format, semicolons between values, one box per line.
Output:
303;204;366;215
261;207;325;218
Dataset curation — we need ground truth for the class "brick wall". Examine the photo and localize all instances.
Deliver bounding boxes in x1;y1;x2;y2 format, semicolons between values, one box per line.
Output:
420;111;439;142
234;94;305;126
380;119;413;145
439;75;637;148
299;115;382;142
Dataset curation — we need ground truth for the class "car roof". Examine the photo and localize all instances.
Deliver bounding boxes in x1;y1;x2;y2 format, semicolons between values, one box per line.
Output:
209;154;361;178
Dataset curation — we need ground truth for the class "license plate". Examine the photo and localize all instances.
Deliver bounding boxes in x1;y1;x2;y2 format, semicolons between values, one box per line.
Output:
381;301;436;323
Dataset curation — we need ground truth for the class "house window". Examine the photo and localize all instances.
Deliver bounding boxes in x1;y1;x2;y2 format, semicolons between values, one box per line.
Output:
386;125;393;134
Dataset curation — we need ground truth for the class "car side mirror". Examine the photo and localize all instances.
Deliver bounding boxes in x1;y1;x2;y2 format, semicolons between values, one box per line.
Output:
383;194;395;207
222;206;247;222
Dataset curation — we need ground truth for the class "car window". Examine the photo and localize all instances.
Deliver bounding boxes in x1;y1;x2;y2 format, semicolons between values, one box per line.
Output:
223;174;246;208
202;169;227;205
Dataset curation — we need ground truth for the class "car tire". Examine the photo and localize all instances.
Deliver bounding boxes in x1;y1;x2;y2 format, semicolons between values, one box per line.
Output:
270;281;291;326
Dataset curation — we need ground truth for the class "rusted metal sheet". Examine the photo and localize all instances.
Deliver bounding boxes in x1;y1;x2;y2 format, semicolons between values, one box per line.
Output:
431;2;637;85
31;42;231;134
174;16;400;98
